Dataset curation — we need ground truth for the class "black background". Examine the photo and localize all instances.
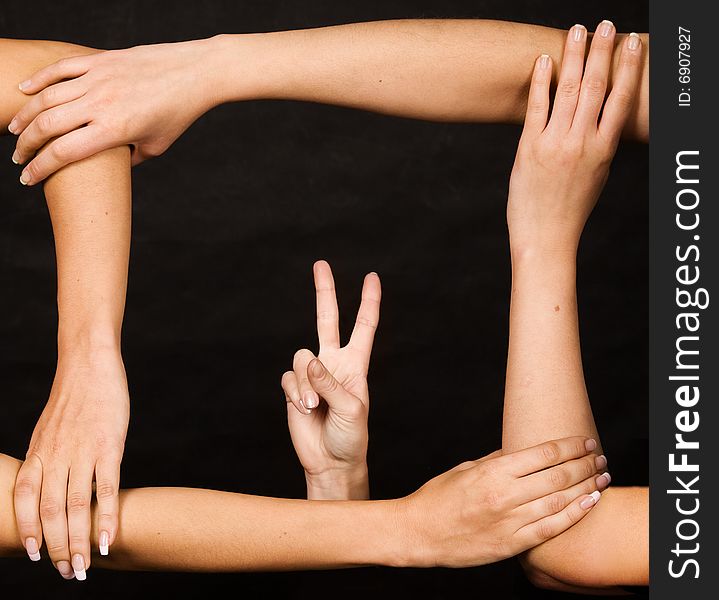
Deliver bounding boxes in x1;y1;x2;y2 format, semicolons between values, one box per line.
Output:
0;1;648;598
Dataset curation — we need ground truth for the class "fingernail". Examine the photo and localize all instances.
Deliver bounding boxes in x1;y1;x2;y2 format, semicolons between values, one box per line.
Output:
628;32;641;50
580;490;601;510
11;150;20;165
57;560;75;580
99;531;109;556
25;537;41;561
573;24;586;42
584;438;597;452
599;20;614;38
18;80;31;91
20;171;30;185
596;472;611;490
539;54;550;69
303;390;319;409
595;454;608;470
8;119;18;134
72;554;87;581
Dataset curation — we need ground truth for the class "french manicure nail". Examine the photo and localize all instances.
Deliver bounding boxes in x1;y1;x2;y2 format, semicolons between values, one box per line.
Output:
595;454;608;470
11;150;20;165
57;560;74;580
599;20;614;38
628;32;641;50
539;54;550;69
303;390;319;409
20;172;30;185
573;24;586;42
25;537;41;561
99;531;109;556
585;439;597;452
8;119;18;134
596;472;612;489
18;80;31;91
580;490;601;510
72;554;87;581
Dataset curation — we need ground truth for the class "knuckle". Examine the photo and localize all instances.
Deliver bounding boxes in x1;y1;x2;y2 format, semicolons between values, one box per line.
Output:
316;310;338;322
355;316;378;330
14;476;38;498
36;112;56;135
611;90;635;111
548;467;568;488
582;457;596;478
526;99;546;116
545;492;566;514
575;439;587;457
67;492;90;512
541;442;561;464
95;480;117;501
39;498;62;519
482;490;505;510
621;49;642;68
479;460;500;478
583;77;606;99
69;534;89;547
558;79;580;99
491;537;511;560
41;86;58;107
50;139;71;162
537;521;555;540
45;541;68;555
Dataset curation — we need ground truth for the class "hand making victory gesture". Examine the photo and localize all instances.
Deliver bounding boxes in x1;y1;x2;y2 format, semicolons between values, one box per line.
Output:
281;261;381;500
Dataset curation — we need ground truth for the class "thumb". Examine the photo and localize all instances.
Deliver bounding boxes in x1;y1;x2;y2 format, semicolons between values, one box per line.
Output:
307;358;364;416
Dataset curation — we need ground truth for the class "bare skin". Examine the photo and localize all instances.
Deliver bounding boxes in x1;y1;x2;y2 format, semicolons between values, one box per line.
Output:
0;435;608;572
1;38;130;581
7;20;648;184
502;25;648;592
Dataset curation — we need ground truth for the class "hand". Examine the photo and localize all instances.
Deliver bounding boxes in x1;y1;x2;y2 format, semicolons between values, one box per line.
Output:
14;348;129;580
8;37;227;185
507;24;644;254
281;261;381;500
398;437;609;567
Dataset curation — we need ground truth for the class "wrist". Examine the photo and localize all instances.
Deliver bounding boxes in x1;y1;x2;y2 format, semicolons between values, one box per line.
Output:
305;464;369;500
57;323;121;358
508;232;579;267
206;33;278;105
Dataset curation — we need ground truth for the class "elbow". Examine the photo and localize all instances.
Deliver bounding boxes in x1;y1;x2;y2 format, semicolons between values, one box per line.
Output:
519;553;567;591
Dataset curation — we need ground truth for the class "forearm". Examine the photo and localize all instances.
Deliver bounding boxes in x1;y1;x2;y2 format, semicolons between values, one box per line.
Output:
45;146;131;354
216;20;648;140
502;247;600;453
0;455;405;571
502;249;648;588
0;39;126;352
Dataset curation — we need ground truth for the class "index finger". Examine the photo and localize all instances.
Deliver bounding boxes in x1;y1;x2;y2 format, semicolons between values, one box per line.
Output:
314;260;340;350
16;54;93;96
502;437;598;477
347;272;381;359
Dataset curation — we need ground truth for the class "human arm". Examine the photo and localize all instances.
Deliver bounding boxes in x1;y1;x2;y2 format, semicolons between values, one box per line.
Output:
9;19;649;184
0;435;605;571
2;39;131;580
281;261;381;500
502;24;648;591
